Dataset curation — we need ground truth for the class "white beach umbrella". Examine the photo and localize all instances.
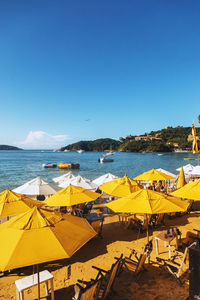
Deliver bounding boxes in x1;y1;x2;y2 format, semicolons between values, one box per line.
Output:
92;173;118;187
53;171;76;184
188;166;200;177
59;175;98;191
13;177;61;196
176;164;195;177
156;168;177;178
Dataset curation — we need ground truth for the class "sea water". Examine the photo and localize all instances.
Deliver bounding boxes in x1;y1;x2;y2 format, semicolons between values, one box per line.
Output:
0;150;197;192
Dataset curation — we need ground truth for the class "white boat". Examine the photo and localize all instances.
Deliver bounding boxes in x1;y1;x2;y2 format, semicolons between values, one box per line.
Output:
77;149;84;153
106;151;115;156
64;149;70;152
98;155;114;163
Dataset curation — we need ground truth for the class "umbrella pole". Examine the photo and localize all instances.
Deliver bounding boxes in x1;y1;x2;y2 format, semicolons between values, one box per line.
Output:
146;214;149;242
37;264;40;300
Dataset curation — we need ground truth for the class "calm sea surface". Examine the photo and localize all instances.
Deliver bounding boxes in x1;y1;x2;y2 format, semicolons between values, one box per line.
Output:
0;150;198;192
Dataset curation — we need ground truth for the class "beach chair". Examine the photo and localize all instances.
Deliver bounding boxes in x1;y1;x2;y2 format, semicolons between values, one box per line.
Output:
150;213;165;227
92;254;123;299
90;217;104;238
118;213;143;231
156;242;196;285
121;249;147;281
72;278;102;300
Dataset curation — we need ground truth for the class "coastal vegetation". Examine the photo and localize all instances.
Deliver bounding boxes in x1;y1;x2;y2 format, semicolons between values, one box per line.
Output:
0;145;22;150
60;125;200;153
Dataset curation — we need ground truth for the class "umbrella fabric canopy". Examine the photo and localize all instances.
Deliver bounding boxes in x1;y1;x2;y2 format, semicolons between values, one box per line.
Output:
176;164;195;175
59;175;98;191
0;189;44;217
170;178;200;200
189;166;200;177
133;168;175;181
176;168;186;189
99;175;142;197
53;171;76;184
92;173;118;187
156;168;177;178
44;185;100;207
105;189;189;214
13;177;61;196
0;207;97;271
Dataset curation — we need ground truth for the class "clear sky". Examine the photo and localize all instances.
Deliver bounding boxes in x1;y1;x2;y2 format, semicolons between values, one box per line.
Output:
0;0;200;149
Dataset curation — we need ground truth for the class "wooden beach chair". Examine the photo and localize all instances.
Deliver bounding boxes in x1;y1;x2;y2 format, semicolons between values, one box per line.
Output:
121;250;147;281
72;278;102;300
156;243;196;285
118;213;143;231
92;255;123;299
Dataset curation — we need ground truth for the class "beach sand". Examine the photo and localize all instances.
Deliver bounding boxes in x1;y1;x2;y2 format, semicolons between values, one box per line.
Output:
0;210;199;299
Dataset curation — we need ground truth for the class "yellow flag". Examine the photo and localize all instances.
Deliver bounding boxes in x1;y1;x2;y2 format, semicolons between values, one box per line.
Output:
192;120;198;154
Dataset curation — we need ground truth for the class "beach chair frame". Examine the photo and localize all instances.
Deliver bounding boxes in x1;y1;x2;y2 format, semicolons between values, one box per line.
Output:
92;254;123;299
72;278;102;300
121;251;147;281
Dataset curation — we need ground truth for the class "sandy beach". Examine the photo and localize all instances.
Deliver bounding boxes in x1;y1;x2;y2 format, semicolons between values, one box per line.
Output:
0;208;199;300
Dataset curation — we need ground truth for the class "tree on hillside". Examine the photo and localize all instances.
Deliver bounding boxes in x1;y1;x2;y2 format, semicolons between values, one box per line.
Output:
198;115;200;124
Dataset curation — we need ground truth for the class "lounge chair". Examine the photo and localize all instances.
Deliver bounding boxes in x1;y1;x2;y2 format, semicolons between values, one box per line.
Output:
92;255;123;299
72;278;102;300
120;249;147;281
156;242;196;285
118;213;143;231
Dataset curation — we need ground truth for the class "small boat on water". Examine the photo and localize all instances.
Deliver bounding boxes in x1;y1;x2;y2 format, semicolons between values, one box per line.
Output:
42;163;57;168
77;149;84;153
98;154;114;163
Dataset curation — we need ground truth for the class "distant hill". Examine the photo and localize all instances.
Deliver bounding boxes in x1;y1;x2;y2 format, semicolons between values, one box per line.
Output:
0;145;22;150
60;138;121;152
59;125;200;153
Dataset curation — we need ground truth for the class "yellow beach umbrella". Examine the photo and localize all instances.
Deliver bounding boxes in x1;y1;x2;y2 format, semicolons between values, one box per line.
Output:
133;168;175;181
44;184;101;207
170;178;200;200
176;167;186;190
0;207;97;271
106;189;189;241
99;175;142;197
0;206;96;299
0;189;44;217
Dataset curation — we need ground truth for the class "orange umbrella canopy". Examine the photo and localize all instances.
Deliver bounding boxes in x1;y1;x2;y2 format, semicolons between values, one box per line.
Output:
99;175;142;197
133;168;175;181
44;185;100;207
0;207;97;271
0;189;44;217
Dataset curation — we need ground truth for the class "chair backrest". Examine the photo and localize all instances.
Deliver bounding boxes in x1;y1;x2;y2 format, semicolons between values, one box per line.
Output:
102;255;122;298
177;242;197;278
73;280;100;300
136;253;147;273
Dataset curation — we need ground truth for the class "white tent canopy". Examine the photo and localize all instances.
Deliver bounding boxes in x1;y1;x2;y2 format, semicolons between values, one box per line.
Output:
59;175;98;191
13;177;61;196
92;173;118;187
53;171;76;184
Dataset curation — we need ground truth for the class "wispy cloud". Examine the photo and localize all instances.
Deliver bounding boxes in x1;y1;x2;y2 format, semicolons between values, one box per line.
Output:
15;131;70;149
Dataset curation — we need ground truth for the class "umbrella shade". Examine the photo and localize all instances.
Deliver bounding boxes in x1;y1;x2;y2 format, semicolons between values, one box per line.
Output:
105;189;189;214
176;168;186;189
44;185;101;207
133;168;175;181
13;177;61;196
92;173;118;187
59;175;98;191
99;175;142;197
170;178;200;200
156;168;177;178
53;171;76;184
0;207;97;271
0;189;44;217
189;166;200;177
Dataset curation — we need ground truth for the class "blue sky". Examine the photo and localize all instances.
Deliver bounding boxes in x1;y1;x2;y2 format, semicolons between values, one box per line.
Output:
0;0;200;149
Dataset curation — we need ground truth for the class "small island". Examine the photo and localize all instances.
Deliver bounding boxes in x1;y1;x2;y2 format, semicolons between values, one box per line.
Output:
0;145;22;150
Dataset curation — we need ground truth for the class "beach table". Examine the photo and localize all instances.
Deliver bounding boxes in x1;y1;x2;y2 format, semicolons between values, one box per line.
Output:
15;270;54;300
155;230;178;259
